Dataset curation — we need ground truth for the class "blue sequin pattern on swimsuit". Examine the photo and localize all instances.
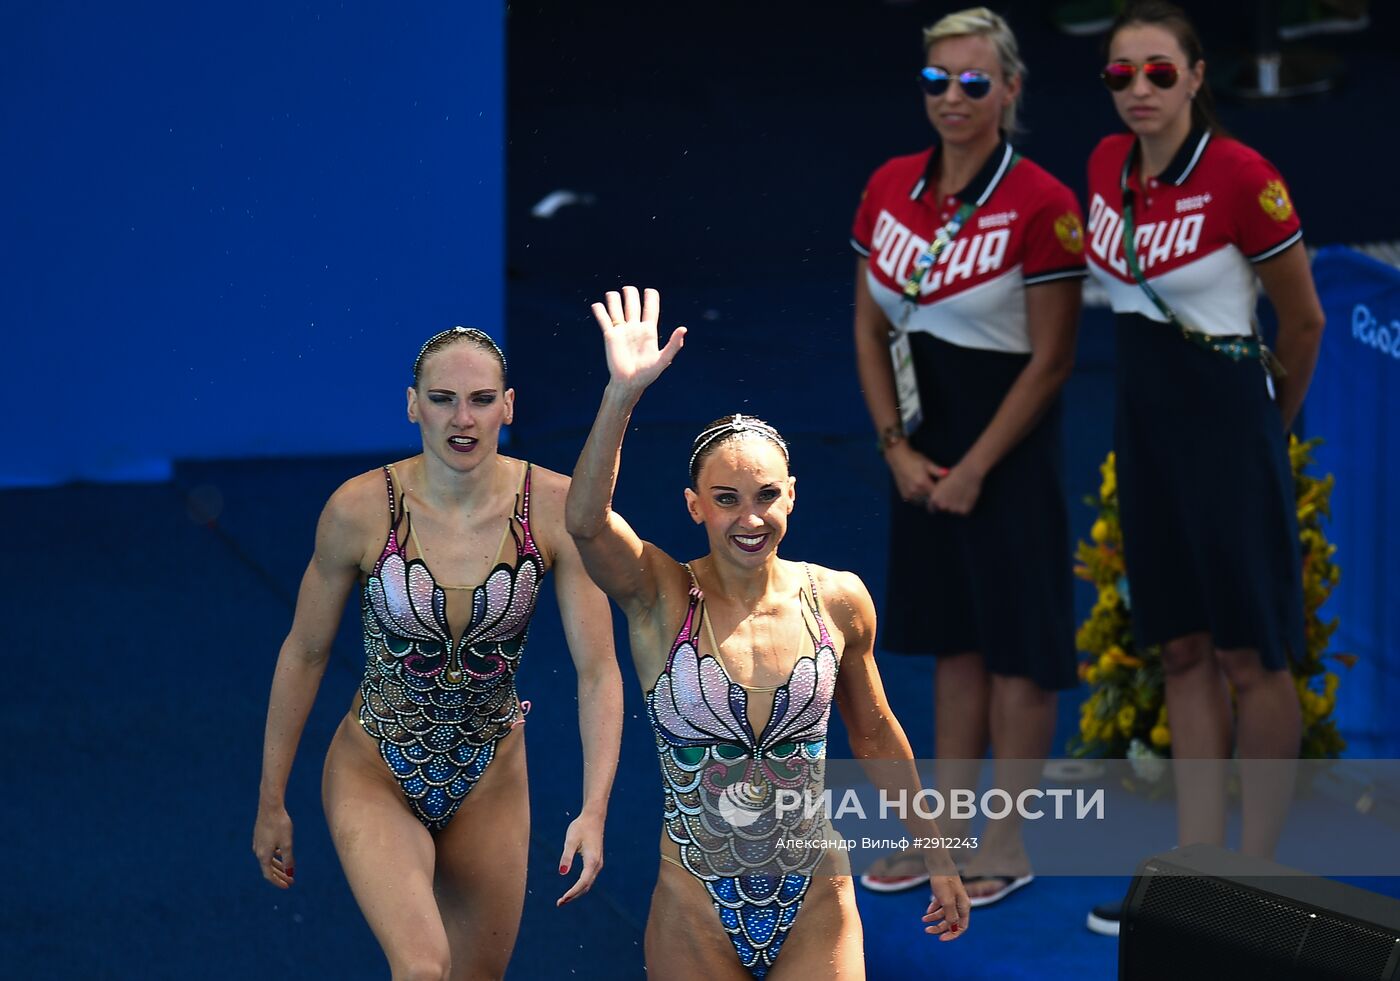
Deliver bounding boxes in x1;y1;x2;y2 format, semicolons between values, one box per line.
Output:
358;465;542;831
645;568;840;978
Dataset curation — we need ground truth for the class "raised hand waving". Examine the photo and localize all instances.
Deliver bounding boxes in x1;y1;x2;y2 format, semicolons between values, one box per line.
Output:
591;285;686;393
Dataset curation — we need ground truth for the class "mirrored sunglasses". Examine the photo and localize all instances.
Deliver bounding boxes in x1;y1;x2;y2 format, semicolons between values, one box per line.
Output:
1101;61;1180;92
920;67;993;100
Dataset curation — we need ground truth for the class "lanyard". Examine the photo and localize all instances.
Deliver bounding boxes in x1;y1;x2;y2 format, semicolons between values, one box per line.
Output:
1117;145;1285;381
901;201;977;303
1117;149;1186;328
900;152;1020;306
886;151;1019;436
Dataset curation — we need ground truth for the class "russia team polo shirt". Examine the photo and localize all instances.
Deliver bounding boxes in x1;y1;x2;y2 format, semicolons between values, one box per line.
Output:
1085;128;1303;336
852;140;1087;354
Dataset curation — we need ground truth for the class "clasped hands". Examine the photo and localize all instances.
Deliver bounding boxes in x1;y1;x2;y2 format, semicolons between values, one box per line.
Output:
886;442;984;515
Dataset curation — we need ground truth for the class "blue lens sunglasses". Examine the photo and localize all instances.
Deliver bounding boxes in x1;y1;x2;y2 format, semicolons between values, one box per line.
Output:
920;67;992;99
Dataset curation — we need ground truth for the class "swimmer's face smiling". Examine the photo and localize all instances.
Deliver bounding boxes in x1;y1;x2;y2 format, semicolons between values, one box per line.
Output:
407;344;514;472
685;438;795;565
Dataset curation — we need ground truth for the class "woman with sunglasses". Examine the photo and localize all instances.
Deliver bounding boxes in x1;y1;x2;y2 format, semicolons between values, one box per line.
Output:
1082;0;1325;937
252;327;624;977
851;7;1085;906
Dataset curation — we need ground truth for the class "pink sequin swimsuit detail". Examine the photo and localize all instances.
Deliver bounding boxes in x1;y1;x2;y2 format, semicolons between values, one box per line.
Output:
358;464;542;831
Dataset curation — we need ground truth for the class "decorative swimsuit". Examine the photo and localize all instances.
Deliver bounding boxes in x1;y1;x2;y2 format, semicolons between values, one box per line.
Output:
645;566;841;978
358;464;542;831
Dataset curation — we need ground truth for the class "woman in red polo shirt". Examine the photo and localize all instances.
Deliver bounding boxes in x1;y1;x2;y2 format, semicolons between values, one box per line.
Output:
1082;0;1326;936
851;6;1086;906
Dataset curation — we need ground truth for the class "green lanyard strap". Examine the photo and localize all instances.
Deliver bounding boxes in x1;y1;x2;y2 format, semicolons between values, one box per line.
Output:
901;153;1021;305
902;200;976;302
1118;147;1285;380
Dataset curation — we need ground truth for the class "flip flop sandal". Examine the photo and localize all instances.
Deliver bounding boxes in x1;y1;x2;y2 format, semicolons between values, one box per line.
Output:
859;858;971;894
858;872;931;894
964;874;1035;908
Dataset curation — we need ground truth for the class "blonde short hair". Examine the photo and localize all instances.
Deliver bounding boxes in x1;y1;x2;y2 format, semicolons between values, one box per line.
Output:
923;7;1026;135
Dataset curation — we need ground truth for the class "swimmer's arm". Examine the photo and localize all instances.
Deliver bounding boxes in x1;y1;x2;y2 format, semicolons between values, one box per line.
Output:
830;573;958;869
544;483;624;904
829;571;968;933
253;482;363;886
566;286;686;614
565;379;658;610
829;571;921;765
257;485;363;809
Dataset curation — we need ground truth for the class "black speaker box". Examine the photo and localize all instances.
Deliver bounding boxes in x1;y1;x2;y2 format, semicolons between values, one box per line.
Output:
1120;844;1400;980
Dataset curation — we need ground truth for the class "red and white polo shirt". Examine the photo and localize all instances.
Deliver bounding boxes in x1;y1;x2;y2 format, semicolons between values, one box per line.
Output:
1085;129;1303;336
852;140;1087;354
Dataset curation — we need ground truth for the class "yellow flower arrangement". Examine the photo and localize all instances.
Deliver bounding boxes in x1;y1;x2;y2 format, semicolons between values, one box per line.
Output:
1070;437;1351;760
1090;518;1110;545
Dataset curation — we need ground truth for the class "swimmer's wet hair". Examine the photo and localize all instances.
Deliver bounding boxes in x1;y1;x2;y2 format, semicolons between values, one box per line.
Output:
412;327;508;388
688;414;790;486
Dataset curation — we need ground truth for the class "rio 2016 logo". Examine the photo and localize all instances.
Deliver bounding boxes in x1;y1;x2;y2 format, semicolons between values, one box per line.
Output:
1352;303;1400;359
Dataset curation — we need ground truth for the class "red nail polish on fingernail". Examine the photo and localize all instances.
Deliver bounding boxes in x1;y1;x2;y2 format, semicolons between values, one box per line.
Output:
559;865;568;874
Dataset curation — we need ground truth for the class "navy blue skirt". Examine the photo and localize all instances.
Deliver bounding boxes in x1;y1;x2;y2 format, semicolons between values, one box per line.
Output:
882;332;1078;692
1113;314;1304;668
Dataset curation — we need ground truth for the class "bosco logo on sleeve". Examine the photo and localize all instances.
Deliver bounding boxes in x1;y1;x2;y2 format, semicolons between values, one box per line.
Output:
1054;212;1084;254
1258;179;1294;222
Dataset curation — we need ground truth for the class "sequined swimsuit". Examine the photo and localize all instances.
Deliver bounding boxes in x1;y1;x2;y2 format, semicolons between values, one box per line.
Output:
358;463;542;831
645;566;841;979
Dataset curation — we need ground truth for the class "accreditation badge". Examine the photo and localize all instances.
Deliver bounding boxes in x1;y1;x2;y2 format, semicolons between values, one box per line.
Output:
888;330;924;434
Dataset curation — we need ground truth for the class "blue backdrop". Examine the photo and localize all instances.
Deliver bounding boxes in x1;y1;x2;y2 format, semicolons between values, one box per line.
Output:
1;2;504;487
1308;246;1400;755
